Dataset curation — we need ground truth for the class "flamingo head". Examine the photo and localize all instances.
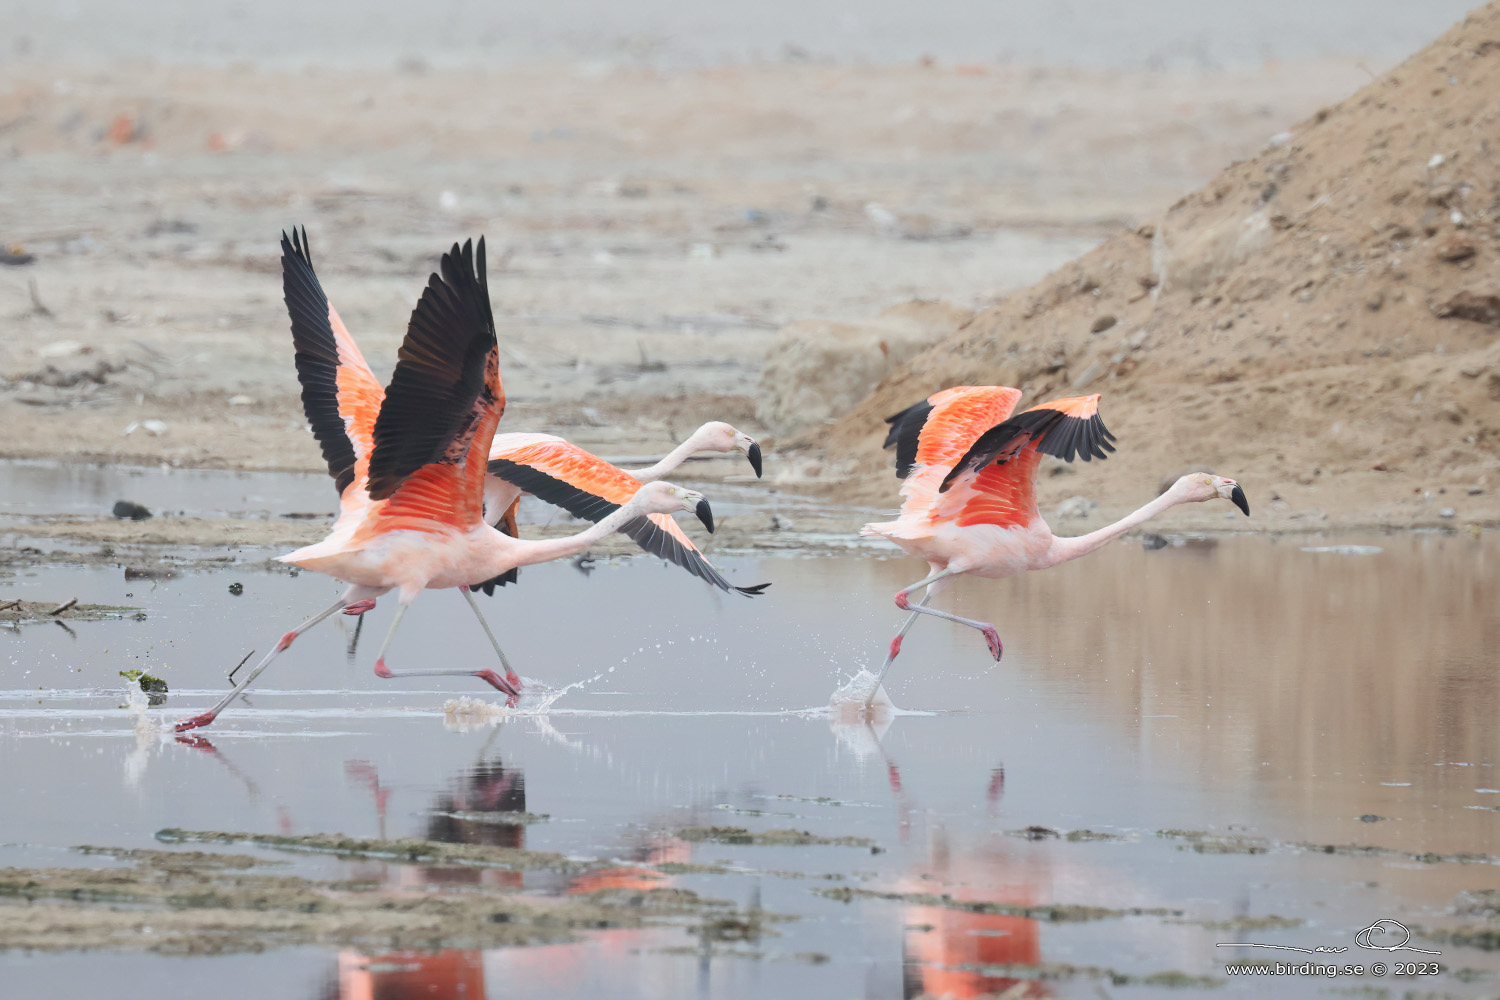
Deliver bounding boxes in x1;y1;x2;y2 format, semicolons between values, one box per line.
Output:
1172;473;1250;515
697;421;763;478
638;481;715;533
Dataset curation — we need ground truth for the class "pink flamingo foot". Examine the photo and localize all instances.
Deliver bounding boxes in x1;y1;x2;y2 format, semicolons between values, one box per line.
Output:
174;711;218;733
342;599;377;616
981;626;1003;661
474;669;521;698
893;590;912;610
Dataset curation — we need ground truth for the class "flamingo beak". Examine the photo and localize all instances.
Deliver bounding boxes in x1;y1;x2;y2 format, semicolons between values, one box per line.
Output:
745;440;763;478
695;498;715;534
1230;484;1250;516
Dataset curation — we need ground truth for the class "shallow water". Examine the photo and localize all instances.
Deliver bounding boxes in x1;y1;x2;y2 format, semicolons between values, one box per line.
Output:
1;529;1498;998
0;458;860;531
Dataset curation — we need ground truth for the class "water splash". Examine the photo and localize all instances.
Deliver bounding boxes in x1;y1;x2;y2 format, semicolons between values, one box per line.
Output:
122;682;163;786
443;673;604;727
827;669;895;722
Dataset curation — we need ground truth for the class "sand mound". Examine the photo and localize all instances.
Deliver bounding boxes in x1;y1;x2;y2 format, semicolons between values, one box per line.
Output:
801;3;1500;530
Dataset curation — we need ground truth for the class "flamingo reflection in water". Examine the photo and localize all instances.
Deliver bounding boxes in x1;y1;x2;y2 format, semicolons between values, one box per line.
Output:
832;718;1054;999
325;738;695;1000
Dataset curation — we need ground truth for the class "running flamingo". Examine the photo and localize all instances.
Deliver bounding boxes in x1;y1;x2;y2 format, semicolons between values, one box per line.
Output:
173;232;713;732
471;419;759;592
472;433;769;597
860;386;1248;703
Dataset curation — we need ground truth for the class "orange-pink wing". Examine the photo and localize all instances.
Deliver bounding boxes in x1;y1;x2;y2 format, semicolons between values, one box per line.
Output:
282;228;384;496
489;435;644;510
931;394;1115;528
881;386;1024;525
883;386;1024;480
486;436;768;596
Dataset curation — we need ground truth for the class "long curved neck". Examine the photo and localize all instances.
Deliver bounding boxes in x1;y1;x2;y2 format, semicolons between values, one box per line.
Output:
1042;490;1184;568
499;495;652;570
624;429;707;481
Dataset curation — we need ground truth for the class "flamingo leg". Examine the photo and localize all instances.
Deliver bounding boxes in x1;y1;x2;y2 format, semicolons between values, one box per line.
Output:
903;602;1003;661
461;586;523;693
890;568;957;608
865;592;932;708
866;568;1003;706
175;596;349;732
372;599;520;698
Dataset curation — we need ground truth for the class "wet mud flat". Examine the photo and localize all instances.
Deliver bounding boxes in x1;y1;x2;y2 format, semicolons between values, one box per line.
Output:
0;841;750;956
0;520;1498;997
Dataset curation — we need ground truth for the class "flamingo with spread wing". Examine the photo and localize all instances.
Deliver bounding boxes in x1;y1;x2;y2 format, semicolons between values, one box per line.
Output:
173;232;713;731
470;419;762;596
861;386;1248;705
473;434;769;597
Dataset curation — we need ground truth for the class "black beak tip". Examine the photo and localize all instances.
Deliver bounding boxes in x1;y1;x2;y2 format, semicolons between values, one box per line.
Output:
1230;484;1250;516
747;441;763;479
695;499;715;534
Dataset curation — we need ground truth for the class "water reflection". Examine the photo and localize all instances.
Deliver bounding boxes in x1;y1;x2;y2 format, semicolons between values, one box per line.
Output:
321;950;485;1000
9;534;1500;997
901;853;1050;1000
325;738;700;1000
327;748;520;1000
833;716;1061;999
839;533;1500;853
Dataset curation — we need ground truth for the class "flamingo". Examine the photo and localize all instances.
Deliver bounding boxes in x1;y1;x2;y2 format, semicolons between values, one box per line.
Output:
173;232;713;732
471;433;770;597
616;421;762;482
860;386;1248;704
471;419;759;593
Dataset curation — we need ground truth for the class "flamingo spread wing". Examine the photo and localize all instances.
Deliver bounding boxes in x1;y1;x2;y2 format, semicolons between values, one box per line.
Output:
486;437;767;596
356;239;504;537
883;386;1024;480
931;394;1115;528
874;386;1024;535
940;394;1114;490
281;228;384;496
874;390;1114;534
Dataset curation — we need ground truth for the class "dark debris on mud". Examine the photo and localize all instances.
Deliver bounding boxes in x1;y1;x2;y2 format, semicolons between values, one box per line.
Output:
960;960;1219;990
1008;825;1125;843
1157;828;1500;865
672;826;879;850
812;886;1182;923
0;599;142;624
424;809;551;827
155;828;600;873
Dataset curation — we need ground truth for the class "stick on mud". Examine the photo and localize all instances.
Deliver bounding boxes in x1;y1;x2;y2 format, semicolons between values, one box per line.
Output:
227;649;255;683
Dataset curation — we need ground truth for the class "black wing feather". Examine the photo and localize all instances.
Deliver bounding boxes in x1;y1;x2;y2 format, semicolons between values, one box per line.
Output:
939;403;1115;493
367;238;498;501
619;516;769;596
486;458;620;524
882;398;934;479
282;227;358;497
486;458;767;596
